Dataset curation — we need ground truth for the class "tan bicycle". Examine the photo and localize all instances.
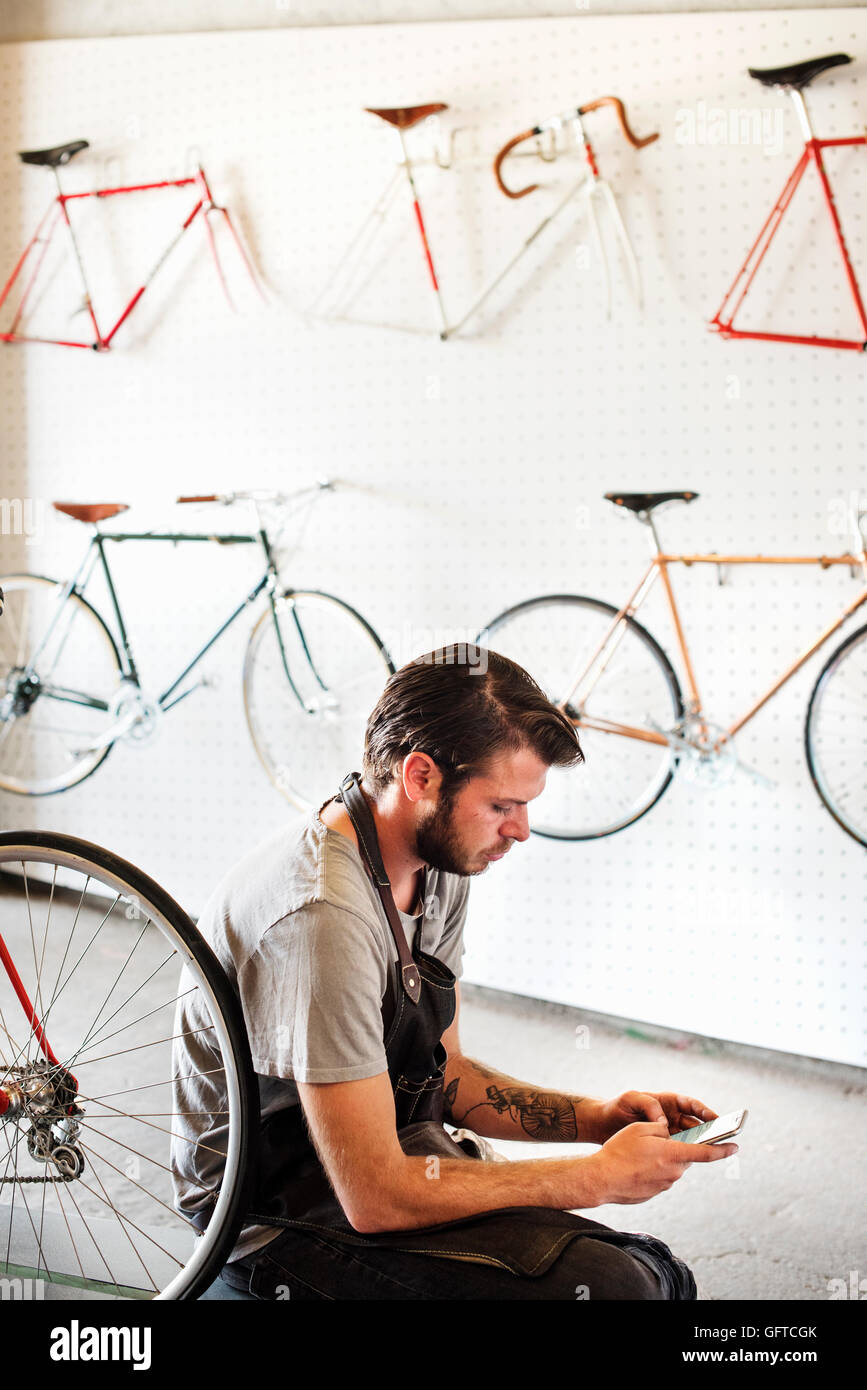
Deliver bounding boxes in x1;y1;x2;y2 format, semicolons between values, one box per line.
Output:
479;492;867;846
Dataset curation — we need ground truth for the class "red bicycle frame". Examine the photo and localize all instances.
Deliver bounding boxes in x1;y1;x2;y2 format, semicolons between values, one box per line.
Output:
0;927;64;1079
711;78;867;352
0;156;262;351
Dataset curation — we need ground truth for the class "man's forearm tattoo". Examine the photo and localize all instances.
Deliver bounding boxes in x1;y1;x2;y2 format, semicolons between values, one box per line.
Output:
445;1065;579;1140
478;1085;579;1141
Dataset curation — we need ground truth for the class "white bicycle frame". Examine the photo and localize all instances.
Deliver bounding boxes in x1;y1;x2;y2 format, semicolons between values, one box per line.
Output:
310;104;650;340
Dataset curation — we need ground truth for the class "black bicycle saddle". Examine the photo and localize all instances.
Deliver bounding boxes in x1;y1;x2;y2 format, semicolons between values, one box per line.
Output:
604;492;699;515
748;53;851;90
18;140;89;168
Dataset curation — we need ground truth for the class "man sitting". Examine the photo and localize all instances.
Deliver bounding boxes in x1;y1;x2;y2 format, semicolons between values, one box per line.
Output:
173;646;735;1299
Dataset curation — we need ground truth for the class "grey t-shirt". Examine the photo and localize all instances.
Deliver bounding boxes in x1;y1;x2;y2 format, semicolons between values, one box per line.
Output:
172;807;469;1261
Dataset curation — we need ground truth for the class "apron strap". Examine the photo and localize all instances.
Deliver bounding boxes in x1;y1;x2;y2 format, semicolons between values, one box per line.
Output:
337;772;422;1006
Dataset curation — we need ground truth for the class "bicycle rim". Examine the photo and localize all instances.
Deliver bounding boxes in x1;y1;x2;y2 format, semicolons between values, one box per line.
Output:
804;621;867;847
0;575;123;796
243;589;394;810
479;595;682;838
0;833;256;1299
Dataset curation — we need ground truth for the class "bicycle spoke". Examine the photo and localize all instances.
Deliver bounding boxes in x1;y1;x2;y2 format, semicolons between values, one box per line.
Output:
75;1136;190;1231
0;884;111;1078
70;1022;219;1068
75;1094;232;1164
1;1168;54;1286
33;893;126;1042
63;1168;175;1291
85;1066;229;1103
75;1123;178;1181
23;865;54;1067
81;1110;231;1119
69;969;191;1062
68;918;152;1063
54;1177;124;1293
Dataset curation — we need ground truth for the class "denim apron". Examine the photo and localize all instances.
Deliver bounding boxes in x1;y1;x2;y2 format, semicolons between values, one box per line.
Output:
242;773;695;1295
246;771;466;1230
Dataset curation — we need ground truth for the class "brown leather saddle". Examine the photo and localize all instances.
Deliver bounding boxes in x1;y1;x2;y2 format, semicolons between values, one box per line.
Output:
52;502;129;524
365;104;447;130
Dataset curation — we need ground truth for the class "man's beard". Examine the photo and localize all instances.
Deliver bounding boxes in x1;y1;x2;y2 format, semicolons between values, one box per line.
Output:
415;786;485;877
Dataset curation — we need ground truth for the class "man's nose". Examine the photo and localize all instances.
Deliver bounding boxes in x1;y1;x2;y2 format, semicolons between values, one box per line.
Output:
503;807;530;843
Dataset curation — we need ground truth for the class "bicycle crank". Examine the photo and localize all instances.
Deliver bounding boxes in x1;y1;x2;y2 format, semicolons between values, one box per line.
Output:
76;683;162;755
648;715;776;791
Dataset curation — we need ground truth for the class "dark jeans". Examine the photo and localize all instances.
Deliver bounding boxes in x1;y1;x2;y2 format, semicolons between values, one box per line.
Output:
222;1213;697;1301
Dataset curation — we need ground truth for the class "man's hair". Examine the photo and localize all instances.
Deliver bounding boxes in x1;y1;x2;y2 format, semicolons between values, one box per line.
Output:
362;645;583;797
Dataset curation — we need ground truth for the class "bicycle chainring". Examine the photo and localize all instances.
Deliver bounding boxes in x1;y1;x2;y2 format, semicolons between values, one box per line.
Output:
109;683;162;745
673;716;738;788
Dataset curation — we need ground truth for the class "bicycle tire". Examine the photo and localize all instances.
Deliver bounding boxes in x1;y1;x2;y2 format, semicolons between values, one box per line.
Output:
0;831;258;1299
0;574;124;796
243;588;395;810
479;594;683;839
804;620;867;848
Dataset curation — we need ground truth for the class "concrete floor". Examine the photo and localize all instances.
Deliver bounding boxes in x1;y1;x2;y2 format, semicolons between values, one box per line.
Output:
458;983;867;1301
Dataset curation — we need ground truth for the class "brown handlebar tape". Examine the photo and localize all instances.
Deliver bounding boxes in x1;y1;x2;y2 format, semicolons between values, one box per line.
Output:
493;97;659;199
577;96;659;149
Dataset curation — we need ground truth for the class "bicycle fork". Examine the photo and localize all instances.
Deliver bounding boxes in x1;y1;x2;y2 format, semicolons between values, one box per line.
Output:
574;116;643;319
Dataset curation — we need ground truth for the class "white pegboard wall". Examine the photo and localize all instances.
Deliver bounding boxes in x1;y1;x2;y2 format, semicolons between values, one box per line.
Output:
0;13;864;1066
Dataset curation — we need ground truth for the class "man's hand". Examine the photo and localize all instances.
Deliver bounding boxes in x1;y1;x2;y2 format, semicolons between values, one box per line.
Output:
593;1091;719;1144
585;1119;738;1205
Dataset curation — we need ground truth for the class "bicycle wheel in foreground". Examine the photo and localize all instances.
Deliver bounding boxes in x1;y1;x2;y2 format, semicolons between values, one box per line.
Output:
0;575;124;796
0;833;257;1299
479;595;683;838
243;589;395;810
805;622;867;847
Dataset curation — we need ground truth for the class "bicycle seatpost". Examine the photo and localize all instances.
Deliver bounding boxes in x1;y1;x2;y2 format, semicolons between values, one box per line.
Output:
786;87;816;142
623;504;667;557
645;511;666;558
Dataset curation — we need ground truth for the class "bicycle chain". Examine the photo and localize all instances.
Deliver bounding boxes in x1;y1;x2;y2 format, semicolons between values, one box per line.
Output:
0;1173;74;1184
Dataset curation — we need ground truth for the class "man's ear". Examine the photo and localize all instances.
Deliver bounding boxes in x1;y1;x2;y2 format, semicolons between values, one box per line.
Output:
401;752;441;804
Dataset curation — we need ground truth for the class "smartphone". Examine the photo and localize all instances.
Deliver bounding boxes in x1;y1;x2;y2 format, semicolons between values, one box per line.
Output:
669;1108;747;1145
